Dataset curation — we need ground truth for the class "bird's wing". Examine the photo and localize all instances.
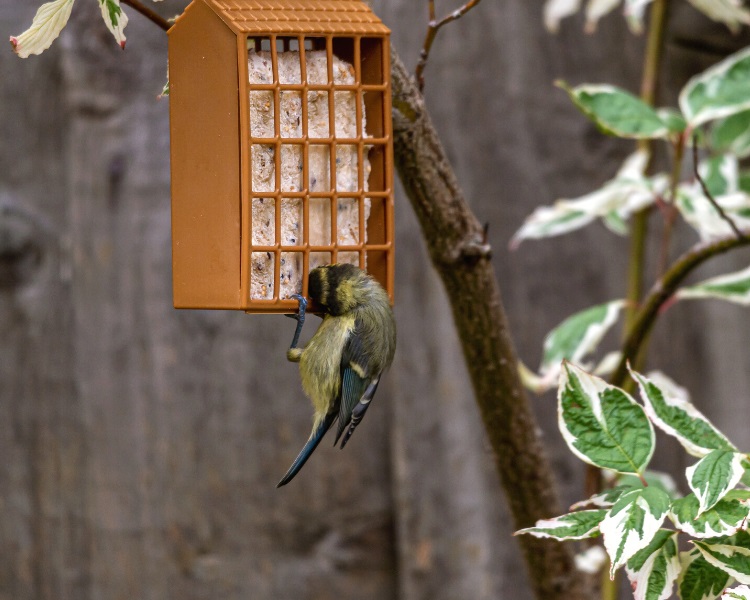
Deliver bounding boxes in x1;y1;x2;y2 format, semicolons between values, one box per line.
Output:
334;318;379;447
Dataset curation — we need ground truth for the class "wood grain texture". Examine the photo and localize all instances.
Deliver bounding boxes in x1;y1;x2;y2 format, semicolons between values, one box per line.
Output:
2;0;750;599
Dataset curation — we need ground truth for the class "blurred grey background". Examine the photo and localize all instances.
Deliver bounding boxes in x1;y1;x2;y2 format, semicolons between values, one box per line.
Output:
1;0;749;598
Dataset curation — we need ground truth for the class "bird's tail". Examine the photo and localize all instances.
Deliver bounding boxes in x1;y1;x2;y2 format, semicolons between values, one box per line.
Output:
277;412;336;487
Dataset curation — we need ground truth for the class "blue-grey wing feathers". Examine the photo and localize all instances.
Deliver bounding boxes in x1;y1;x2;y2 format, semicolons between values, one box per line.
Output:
277;412;337;487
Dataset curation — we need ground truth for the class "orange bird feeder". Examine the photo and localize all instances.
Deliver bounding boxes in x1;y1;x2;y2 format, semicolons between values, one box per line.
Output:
167;0;394;312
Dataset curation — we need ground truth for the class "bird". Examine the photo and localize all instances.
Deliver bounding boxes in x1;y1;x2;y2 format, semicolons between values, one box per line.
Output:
277;263;396;487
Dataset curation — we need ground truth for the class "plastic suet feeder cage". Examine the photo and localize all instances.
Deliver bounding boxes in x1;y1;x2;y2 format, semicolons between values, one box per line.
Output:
168;0;394;312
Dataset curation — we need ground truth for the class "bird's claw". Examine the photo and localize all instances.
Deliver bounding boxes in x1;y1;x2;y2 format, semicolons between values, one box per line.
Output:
285;294;308;322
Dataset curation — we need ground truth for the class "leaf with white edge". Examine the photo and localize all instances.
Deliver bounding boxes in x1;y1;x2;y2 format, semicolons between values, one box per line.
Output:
694;531;750;585
9;0;76;58
742;462;750;488
670;491;750;538
618;470;681;499
624;0;654;33
540;300;625;376
601;486;671;577
559;362;654;474
626;529;681;600
97;0;129;49
686;0;750;33
688;450;747;515
680;46;750;128
511;150;665;245
677;183;750;241
712;110;750;158
510;205;595;248
723;585;750;599
515;509;606;540
571;484;637;510
676;266;750;307
543;0;583;32
630;369;736;457
703;155;741;196
584;0;620;32
679;548;732;600
559;82;671;139
575;545;609;574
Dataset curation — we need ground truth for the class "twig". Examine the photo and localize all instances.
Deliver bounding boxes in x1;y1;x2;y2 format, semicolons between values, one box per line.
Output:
692;135;746;241
121;0;170;32
611;230;750;388
414;0;483;91
657;132;685;275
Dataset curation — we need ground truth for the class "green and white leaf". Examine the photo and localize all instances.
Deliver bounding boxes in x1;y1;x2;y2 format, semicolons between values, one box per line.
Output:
559;362;655;474
657;107;688;134
676;266;750;306
688;450;747;515
511;150;665;245
686;0;750;33
9;0;76;58
630;369;736;457
616;469;681;500
670;491;750;538
723;585;750;599
571;484;637;510
712;110;750;158
560;82;671;139
515;509;606;540
543;0;583;32
624;0;654;33
601;486;671;577
540;300;625;377
679;548;733;600
680;46;750;128
584;0;621;32
97;0;129;48
694;531;750;585
677;183;750;241
626;529;681;600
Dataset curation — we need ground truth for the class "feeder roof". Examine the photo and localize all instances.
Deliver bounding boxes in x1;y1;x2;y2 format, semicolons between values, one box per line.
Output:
200;0;390;35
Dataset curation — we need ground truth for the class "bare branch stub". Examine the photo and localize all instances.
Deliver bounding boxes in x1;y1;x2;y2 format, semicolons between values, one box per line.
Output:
692;135;746;241
415;0;483;91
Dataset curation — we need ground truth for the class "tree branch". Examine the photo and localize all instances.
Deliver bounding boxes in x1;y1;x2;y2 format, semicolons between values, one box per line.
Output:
391;48;590;600
414;0;483;91
611;230;750;387
121;0;170;32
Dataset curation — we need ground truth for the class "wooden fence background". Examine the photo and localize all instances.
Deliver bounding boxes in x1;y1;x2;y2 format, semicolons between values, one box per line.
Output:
1;1;749;598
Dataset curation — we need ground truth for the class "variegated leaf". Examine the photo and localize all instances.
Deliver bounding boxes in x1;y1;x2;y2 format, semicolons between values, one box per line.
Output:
679;548;733;600
585;0;620;32
626;529;681;600
560;82;671;139
97;0;129;49
712;110;750;158
510;205;595;248
670;491;750;538
515;509;606;540
676;266;750;307
601;486;671;577
624;0;654;33
723;585;750;599
559;362;654;474
680;46;750;127
677;183;750;241
543;0;583;31
694;531;750;585
540;300;625;376
9;0;75;58
686;0;750;33
616;470;681;499
571;484;637;510
630;369;736;457
688;450;747;515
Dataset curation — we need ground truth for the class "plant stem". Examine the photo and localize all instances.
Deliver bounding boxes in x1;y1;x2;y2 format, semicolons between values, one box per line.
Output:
611;230;750;387
658;132;685;275
121;0;170;31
